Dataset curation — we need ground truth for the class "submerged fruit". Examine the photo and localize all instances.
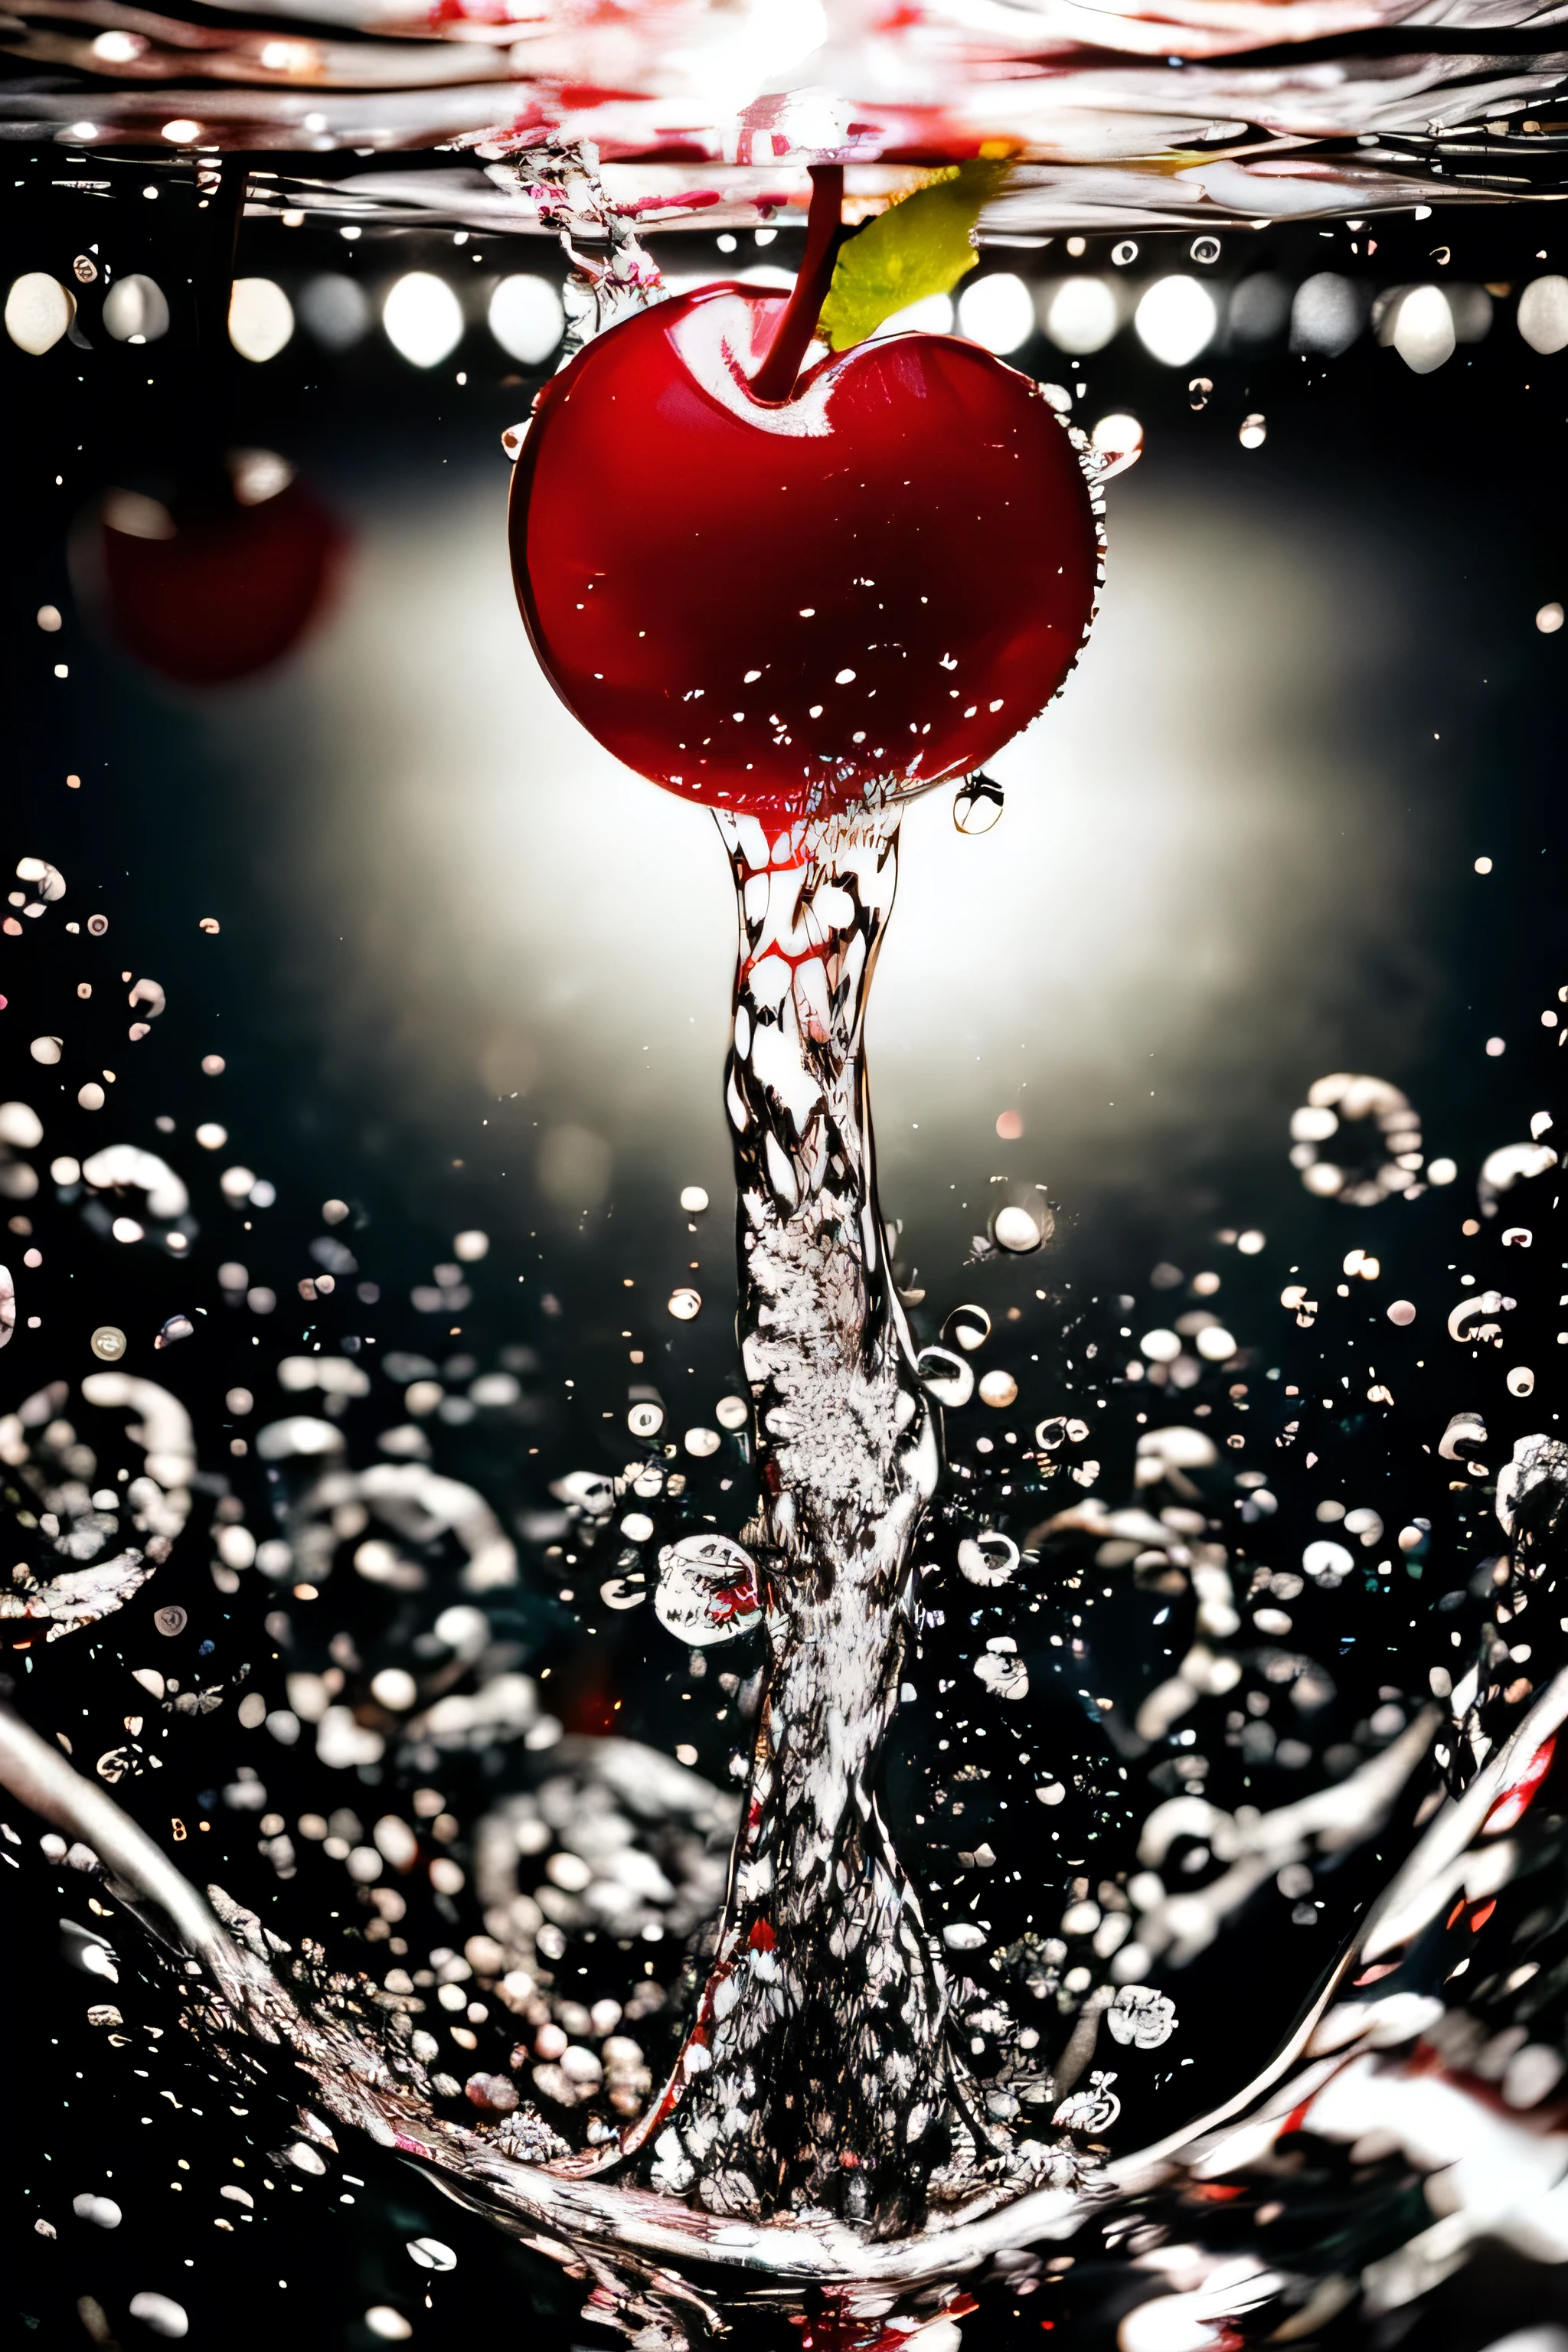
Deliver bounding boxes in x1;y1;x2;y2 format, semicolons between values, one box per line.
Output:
510;285;1098;822
91;458;341;688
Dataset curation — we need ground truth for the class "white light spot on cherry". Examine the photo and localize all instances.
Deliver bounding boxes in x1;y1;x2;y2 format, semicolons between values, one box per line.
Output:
835;668;856;684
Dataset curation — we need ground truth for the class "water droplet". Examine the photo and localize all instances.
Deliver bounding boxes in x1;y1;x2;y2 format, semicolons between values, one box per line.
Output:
667;1287;701;1321
679;1185;709;1213
627;1400;665;1438
978;1369;1018;1409
1239;413;1267;449
991;1204;1044;1254
90;1325;126;1361
1091;412;1143;478
916;1346;973;1408
954;775;1004;834
944;1304;991;1353
958;1532;1020;1586
655;1533;761;1646
154;1606;188;1637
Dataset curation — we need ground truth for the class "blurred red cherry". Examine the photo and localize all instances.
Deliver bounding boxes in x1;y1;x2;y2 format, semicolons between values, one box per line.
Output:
510;286;1098;824
93;450;342;688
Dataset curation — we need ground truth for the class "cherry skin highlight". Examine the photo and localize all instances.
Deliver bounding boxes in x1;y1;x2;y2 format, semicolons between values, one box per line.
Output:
510;286;1099;823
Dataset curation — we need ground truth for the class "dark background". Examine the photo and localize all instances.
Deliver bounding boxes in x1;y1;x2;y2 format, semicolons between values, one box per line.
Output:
4;159;1568;2347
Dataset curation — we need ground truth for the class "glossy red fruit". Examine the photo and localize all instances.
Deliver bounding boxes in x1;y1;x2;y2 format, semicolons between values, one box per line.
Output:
93;462;341;688
510;286;1099;824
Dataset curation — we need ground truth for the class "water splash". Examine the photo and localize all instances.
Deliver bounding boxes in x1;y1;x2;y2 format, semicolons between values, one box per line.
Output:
9;4;1568;230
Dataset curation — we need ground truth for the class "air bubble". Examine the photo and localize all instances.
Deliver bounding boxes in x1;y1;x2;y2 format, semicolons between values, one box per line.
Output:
655;1533;761;1646
958;1533;1020;1586
944;1304;991;1353
917;1346;974;1408
991;1204;1044;1254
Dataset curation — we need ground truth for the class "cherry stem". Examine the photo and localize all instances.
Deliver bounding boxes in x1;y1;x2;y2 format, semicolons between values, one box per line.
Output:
749;164;845;403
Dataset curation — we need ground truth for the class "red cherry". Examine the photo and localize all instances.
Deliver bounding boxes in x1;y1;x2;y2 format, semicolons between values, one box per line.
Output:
510;287;1099;823
94;470;342;689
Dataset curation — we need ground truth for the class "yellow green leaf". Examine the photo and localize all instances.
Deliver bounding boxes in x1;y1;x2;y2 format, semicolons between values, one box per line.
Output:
816;160;1011;352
